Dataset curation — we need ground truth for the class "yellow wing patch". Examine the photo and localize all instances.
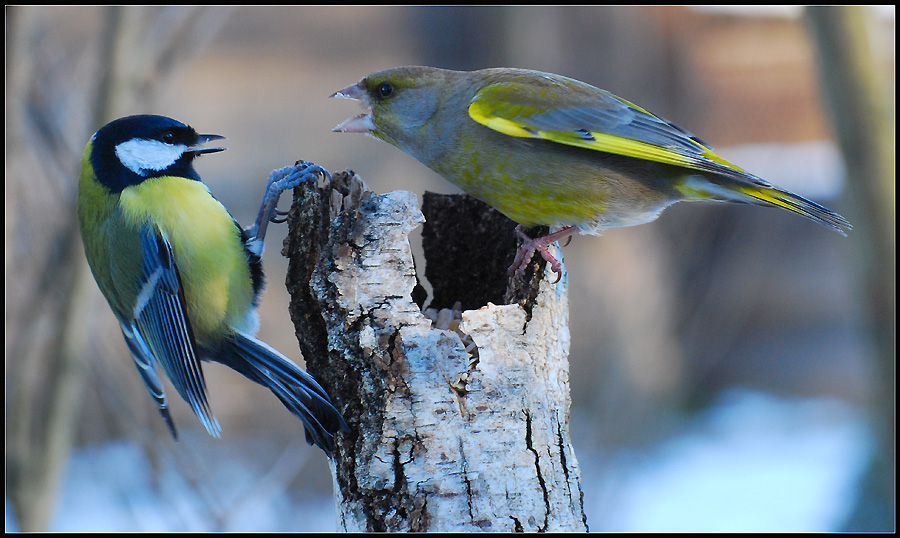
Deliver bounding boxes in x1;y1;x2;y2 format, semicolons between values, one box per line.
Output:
468;99;744;174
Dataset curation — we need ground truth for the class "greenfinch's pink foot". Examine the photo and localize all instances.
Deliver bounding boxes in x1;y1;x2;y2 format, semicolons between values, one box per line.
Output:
510;225;577;279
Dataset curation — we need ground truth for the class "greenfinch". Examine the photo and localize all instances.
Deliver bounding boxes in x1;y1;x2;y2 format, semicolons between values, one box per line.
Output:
331;66;851;275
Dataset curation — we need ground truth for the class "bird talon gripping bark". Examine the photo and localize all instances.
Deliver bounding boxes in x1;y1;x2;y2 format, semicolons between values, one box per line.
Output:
250;162;332;245
508;225;575;279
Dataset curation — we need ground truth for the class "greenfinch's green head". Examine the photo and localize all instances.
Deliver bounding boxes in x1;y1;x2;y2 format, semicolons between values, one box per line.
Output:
332;66;472;163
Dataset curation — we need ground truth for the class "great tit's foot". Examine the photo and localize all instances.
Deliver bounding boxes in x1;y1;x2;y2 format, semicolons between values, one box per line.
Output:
508;225;576;281
270;209;290;224
247;161;332;244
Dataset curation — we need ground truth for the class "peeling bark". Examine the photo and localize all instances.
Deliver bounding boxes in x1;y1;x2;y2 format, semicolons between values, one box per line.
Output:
282;166;587;532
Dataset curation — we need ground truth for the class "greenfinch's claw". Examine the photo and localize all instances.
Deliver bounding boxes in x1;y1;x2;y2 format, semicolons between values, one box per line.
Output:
508;225;574;279
550;269;562;284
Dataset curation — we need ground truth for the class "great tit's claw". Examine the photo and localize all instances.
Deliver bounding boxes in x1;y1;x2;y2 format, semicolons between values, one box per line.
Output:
252;161;332;243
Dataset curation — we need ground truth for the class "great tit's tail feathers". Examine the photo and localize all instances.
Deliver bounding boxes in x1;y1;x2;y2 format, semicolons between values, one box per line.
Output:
210;333;348;456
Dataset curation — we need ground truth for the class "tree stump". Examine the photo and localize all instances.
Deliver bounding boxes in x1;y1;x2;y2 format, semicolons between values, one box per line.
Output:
282;166;587;532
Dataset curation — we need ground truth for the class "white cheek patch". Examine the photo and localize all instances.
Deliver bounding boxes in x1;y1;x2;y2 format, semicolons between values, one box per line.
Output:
115;138;187;176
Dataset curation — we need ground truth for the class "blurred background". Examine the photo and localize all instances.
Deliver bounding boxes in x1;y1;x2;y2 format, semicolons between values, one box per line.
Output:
5;5;894;532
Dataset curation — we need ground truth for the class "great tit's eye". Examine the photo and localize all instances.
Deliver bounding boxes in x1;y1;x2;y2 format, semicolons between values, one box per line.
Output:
377;82;394;99
161;131;176;144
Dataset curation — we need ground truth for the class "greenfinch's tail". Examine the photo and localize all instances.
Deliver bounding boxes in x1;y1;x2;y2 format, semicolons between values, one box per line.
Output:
677;176;851;236
734;184;851;236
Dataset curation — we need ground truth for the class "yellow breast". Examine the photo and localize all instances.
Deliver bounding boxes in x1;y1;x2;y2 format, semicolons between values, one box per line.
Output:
119;176;256;344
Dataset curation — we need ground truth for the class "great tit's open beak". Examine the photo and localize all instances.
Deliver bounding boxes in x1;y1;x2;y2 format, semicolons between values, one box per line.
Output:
191;134;227;155
331;83;375;133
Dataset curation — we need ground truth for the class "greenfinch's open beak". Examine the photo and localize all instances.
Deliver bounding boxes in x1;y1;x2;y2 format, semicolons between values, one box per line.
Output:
332;112;375;133
330;82;366;101
331;83;375;133
191;134;227;155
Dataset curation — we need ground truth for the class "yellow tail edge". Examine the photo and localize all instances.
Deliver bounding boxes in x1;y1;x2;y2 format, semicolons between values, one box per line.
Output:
738;186;852;236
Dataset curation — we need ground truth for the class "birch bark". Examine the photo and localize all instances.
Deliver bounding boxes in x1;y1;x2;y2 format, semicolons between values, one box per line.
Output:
282;167;586;532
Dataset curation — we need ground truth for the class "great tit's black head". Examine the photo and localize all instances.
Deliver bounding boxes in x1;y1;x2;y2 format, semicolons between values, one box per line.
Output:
89;114;226;193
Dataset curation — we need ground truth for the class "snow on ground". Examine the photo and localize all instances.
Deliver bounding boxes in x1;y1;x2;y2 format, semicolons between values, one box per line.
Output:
6;389;873;532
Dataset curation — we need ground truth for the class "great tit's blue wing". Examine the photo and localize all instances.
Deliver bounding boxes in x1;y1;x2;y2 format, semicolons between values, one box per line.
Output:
468;76;752;180
206;332;349;457
123;224;222;437
119;323;179;438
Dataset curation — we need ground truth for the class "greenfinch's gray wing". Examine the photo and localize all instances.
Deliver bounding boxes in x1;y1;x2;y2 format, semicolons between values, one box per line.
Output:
468;76;749;179
112;224;221;437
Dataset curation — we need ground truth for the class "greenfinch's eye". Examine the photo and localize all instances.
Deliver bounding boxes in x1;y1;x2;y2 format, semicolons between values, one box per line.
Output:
378;82;394;99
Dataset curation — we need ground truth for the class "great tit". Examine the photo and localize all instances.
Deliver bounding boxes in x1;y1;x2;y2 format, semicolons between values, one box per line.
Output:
77;114;347;455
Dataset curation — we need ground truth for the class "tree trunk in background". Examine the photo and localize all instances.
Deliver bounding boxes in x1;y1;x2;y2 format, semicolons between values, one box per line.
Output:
5;7;235;531
804;6;895;532
282;168;587;532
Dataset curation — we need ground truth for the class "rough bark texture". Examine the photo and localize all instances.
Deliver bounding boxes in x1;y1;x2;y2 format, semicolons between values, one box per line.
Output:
282;167;586;532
